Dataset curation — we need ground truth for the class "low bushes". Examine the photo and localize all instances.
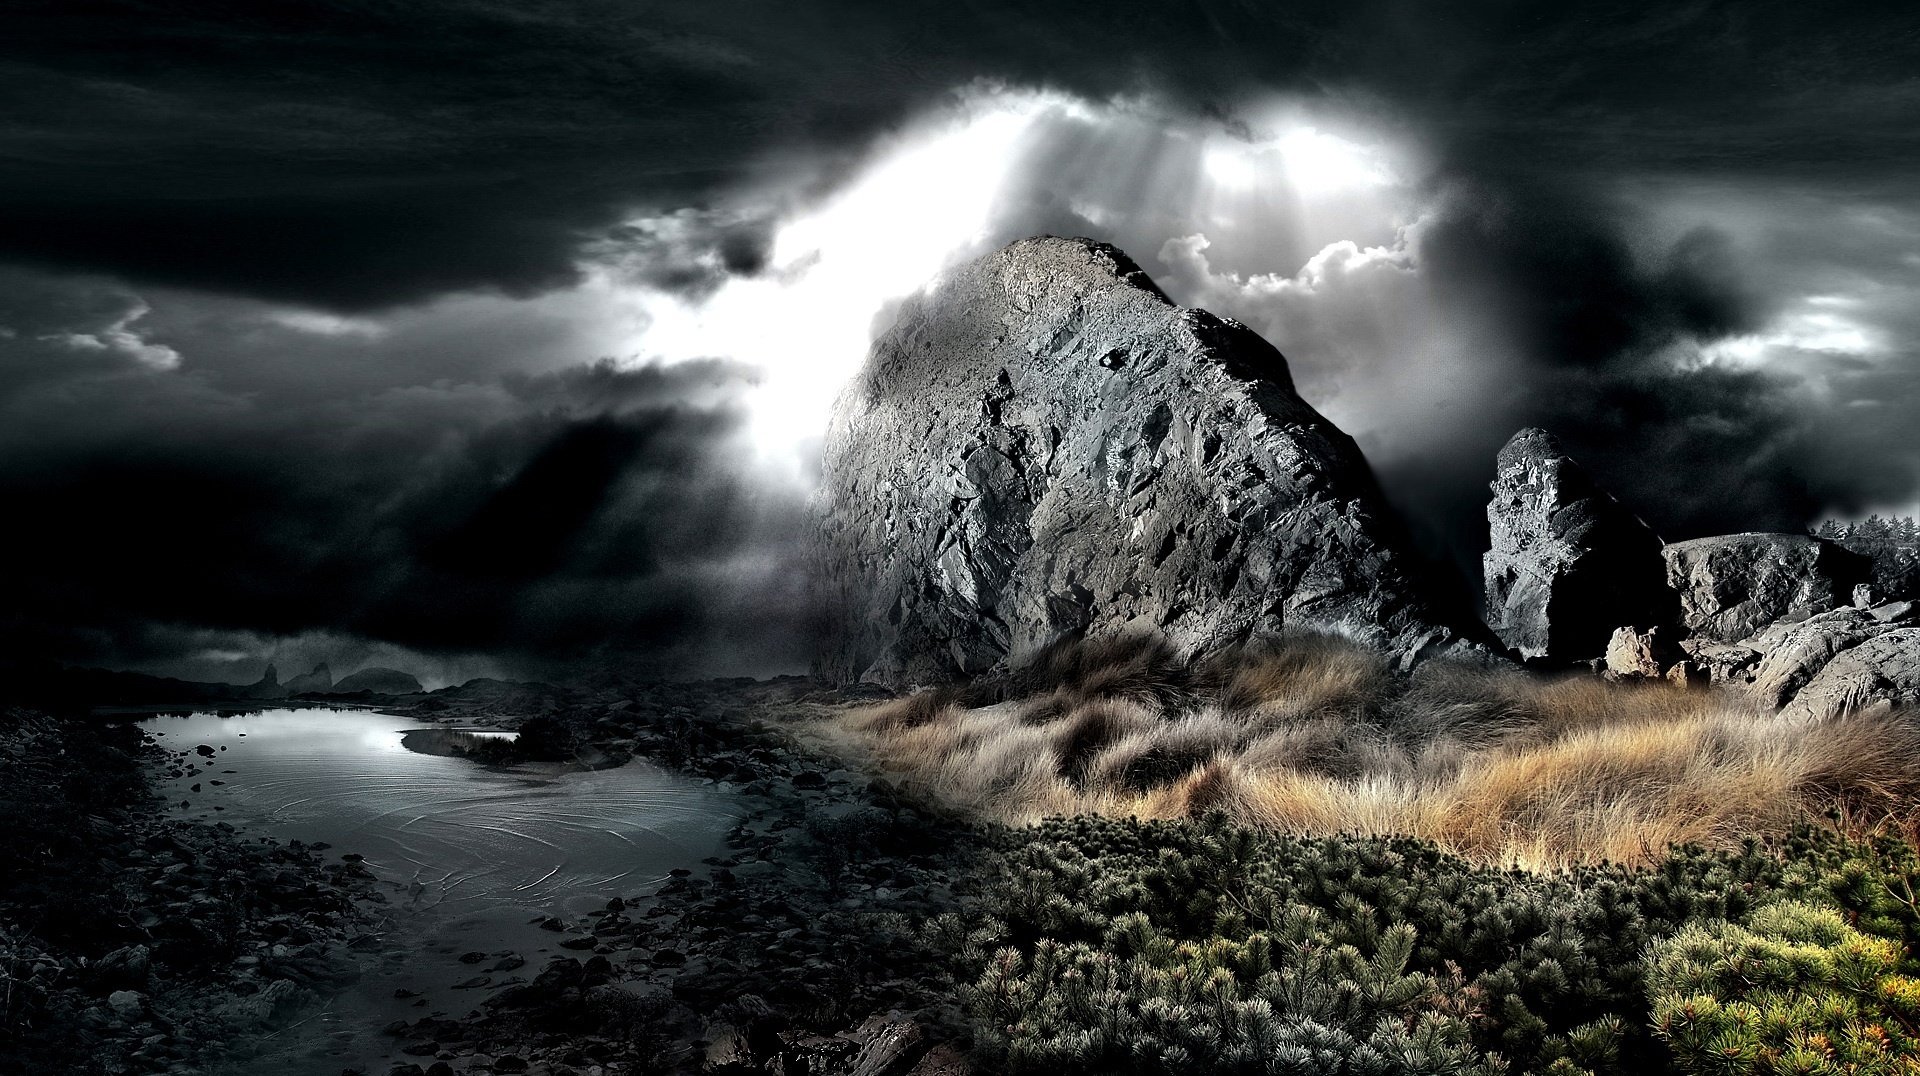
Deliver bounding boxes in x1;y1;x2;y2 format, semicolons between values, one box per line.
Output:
1648;903;1920;1074
925;813;1920;1076
1645;831;1920;1074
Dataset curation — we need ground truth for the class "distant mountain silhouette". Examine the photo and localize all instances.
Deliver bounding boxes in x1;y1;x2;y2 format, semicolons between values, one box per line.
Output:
284;662;333;694
329;667;422;694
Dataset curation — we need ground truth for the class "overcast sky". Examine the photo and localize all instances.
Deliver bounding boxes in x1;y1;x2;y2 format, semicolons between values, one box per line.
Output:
5;1;1918;685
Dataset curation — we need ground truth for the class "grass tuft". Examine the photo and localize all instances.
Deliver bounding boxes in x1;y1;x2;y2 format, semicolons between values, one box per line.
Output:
835;630;1920;870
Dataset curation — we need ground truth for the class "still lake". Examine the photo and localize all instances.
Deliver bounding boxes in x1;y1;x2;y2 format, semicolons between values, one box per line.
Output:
140;707;742;1074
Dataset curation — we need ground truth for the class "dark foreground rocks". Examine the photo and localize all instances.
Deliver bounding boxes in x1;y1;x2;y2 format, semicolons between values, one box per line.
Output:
0;707;376;1075
815;235;1479;689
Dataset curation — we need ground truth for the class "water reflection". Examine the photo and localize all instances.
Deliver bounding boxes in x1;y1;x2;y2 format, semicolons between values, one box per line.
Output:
142;708;740;1074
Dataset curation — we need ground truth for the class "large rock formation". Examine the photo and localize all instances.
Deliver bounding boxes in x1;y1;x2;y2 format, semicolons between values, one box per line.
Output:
1483;428;1674;661
1662;533;1871;643
239;663;286;700
1744;607;1890;710
813;236;1478;688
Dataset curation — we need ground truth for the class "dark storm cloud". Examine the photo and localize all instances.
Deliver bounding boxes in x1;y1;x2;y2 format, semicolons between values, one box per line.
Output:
5;1;1916;309
592;211;779;302
6;0;1920;676
1439;179;1920;538
0;285;807;679
1161;168;1920;595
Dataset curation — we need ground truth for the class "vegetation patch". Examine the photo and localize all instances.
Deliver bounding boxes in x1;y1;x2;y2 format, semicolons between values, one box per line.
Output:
929;814;1920;1076
837;631;1920;870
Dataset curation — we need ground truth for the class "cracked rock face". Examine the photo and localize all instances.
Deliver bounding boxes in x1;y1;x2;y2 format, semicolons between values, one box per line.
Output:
1661;533;1871;644
1779;627;1920;722
1745;607;1890;710
1483;428;1674;662
812;236;1477;688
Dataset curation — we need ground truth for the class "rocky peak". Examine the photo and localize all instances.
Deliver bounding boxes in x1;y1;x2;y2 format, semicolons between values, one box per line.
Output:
239;662;286;700
284;662;334;694
812;235;1481;688
1483;427;1674;662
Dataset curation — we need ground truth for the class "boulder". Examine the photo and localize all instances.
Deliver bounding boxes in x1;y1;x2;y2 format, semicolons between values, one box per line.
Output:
844;1014;927;1076
1779;627;1920;722
1483;428;1674;661
1678;638;1763;684
1604;625;1682;679
1666;660;1708;689
1871;601;1916;624
1661;533;1871;644
93;944;151;989
813;236;1478;688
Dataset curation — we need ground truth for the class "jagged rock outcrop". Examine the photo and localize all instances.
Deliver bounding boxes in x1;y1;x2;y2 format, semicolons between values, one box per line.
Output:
1780;628;1920;722
1662;533;1871;643
330;667;422;694
284;662;333;694
813;236;1479;688
1679;638;1763;684
1483;429;1674;662
240;663;286;700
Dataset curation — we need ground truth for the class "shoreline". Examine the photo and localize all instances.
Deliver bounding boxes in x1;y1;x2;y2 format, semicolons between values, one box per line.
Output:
0;707;383;1075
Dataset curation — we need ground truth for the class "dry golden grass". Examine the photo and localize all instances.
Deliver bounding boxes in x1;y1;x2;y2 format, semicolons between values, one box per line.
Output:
827;631;1920;871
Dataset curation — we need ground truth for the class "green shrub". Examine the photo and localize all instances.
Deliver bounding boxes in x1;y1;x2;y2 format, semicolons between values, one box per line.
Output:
928;815;1920;1076
1647;901;1920;1074
926;813;1892;1075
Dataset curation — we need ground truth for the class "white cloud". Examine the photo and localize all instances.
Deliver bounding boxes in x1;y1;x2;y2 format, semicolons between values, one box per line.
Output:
265;309;387;338
41;296;181;370
593;87;1432;480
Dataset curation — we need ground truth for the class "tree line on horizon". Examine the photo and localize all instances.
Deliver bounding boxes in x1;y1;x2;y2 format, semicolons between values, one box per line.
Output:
1813;514;1920;601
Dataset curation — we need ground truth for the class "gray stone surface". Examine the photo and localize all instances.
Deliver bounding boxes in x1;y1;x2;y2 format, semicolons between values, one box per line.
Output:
1483;428;1673;661
1779;628;1920;722
1744;607;1889;710
1603;625;1681;679
1661;533;1871;644
1872;601;1915;624
812;235;1478;688
1678;638;1763;684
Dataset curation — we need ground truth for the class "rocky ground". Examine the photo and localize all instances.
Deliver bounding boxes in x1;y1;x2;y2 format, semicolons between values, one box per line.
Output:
369;677;979;1076
0;707;380;1076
